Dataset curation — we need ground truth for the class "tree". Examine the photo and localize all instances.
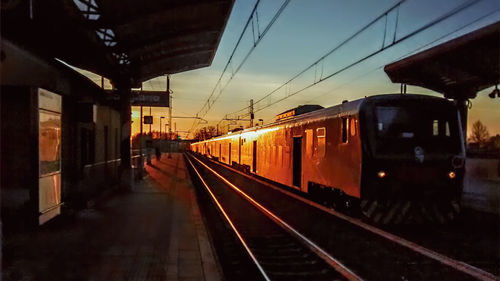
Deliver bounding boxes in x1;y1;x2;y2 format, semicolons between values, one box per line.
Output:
469;120;489;146
193;126;218;140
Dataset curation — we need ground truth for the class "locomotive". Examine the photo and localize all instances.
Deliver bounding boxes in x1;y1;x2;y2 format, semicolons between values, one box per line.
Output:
191;94;465;224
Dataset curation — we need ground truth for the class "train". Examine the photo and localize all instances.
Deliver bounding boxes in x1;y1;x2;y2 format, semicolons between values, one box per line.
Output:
190;94;466;224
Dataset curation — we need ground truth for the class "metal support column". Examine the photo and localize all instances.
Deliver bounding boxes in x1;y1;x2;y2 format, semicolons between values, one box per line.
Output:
250;99;254;127
167;75;172;158
118;83;132;188
455;98;468;146
167;75;172;139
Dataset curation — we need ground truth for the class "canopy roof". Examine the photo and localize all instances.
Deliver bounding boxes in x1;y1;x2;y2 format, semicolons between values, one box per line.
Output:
384;21;499;99
1;0;234;86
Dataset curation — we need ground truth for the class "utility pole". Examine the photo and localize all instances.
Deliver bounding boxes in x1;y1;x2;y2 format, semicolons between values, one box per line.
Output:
149;106;152;135
140;106;143;137
138;83;144;179
249;99;254;127
160;117;165;138
167;75;172;158
167;75;172;140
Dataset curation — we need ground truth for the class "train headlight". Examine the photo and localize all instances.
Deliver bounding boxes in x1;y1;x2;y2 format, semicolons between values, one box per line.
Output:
377;171;387;178
448;171;456;179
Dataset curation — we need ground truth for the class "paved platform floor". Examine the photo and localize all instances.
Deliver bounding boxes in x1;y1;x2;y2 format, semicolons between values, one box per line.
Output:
463;158;500;215
2;153;221;281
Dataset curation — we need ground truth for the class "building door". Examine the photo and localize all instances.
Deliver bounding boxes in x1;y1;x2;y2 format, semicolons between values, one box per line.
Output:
252;140;257;173
293;137;302;187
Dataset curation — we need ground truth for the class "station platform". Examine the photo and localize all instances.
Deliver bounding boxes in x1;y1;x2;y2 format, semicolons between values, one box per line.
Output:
2;153;221;281
462;158;500;215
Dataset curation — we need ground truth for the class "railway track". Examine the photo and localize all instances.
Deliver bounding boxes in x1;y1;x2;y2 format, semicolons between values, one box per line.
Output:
186;152;499;281
186;154;355;281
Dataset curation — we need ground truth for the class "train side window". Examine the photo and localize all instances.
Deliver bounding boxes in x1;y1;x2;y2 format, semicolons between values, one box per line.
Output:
350;119;357;136
284;146;290;168
433;120;439;136
264;145;268;164
278;145;283;167
272;146;276;165
433;120;451;137
316;127;326;157
341;117;349;143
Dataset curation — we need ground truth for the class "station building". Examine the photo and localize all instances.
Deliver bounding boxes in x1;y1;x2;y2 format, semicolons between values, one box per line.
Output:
1;0;234;228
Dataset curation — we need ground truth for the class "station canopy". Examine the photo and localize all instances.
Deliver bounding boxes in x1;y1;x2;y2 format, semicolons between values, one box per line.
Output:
384;21;499;99
1;0;234;87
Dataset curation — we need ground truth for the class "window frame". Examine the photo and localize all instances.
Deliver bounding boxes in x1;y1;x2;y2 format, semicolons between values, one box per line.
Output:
341;117;349;144
316;127;326;157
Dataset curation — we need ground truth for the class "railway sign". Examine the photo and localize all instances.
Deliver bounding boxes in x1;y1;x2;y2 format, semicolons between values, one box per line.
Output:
143;115;153;124
130;90;169;107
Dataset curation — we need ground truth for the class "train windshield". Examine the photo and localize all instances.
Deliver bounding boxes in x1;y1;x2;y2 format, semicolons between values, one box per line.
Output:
373;105;461;154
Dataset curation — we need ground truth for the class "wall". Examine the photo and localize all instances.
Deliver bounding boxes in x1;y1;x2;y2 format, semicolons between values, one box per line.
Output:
1;40;123;227
1;87;38;228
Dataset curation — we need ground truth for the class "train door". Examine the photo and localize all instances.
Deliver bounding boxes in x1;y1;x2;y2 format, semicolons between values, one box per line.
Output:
219;143;221;160
252;140;257;173
293;137;302;187
228;143;232;164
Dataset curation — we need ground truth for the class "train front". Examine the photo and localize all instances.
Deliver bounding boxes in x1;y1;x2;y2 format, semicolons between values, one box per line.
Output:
359;95;465;223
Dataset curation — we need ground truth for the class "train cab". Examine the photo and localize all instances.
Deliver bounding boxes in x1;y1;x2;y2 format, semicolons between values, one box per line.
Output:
360;95;465;198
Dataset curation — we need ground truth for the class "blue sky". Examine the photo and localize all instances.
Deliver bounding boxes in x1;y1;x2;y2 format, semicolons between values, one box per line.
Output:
131;0;500;138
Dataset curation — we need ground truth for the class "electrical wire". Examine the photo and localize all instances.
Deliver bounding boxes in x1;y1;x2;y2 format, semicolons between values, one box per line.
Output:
304;5;500;106
188;0;291;137
223;0;483;122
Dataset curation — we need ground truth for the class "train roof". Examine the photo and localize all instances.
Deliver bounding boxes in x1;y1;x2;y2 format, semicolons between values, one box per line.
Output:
193;93;453;144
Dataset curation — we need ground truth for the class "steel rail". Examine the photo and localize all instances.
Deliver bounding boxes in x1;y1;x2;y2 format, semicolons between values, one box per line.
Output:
188;153;364;281
185;155;272;281
193;153;498;281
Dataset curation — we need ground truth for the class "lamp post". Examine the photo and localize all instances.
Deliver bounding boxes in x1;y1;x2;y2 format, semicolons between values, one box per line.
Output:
160;117;165;139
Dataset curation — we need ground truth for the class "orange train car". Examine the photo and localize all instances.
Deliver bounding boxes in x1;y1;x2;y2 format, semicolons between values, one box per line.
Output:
191;94;465;223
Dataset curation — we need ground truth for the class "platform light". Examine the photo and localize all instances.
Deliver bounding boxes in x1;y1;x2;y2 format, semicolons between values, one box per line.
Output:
448;171;456;179
377;171;387;178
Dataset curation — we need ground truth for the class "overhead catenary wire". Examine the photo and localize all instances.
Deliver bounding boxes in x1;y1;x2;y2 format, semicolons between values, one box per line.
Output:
222;0;483;124
288;6;500;108
301;7;499;107
222;0;409;120
189;0;291;137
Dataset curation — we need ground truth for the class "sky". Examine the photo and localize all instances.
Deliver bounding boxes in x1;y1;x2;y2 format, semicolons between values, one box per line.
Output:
119;0;500;138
